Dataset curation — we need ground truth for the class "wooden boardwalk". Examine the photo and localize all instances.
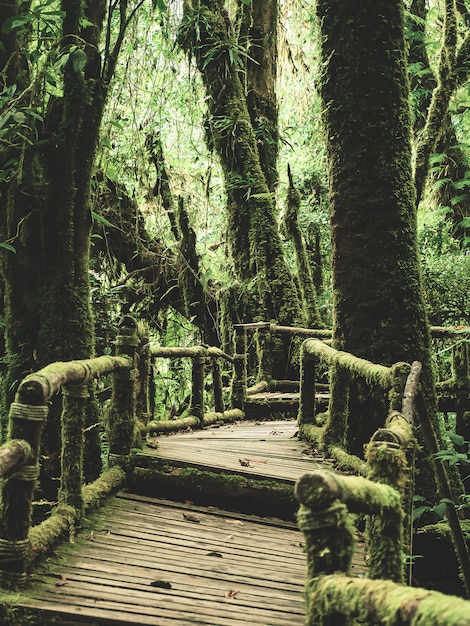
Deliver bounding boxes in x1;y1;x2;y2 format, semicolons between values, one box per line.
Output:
19;420;367;625
138;419;335;484
24;493;307;625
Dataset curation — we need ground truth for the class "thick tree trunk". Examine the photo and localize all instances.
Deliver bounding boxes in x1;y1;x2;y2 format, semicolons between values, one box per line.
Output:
0;0;42;432
179;0;302;333
240;0;279;192
316;0;439;460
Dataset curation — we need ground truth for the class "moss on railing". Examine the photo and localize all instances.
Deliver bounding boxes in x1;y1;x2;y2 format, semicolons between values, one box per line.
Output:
29;466;125;559
306;574;470;626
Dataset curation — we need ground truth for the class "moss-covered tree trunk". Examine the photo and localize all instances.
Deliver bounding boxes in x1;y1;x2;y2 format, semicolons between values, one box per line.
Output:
0;0;42;434
179;0;303;355
283;166;323;328
315;0;440;460
239;0;279;192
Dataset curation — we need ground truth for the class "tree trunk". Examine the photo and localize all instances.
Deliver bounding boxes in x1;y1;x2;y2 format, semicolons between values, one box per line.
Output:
240;0;279;192
315;0;439;461
178;0;303;334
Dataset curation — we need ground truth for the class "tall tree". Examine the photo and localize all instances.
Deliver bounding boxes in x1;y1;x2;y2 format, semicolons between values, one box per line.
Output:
239;0;279;192
315;0;444;460
0;0;146;486
178;0;302;329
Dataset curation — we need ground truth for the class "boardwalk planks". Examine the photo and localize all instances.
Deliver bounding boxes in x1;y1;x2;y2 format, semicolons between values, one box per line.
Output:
137;419;335;483
23;493;307;625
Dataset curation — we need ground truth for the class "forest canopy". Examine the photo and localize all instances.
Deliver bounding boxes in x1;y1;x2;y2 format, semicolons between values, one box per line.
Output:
0;0;469;410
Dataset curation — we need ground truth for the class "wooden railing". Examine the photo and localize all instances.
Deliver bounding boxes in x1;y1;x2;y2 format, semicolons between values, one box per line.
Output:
0;316;135;587
0;316;246;587
295;469;470;624
231;322;470;416
0;315;468;599
145;344;241;433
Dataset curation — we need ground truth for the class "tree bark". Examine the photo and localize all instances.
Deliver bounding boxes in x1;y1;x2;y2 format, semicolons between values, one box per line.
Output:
315;0;439;463
179;0;303;334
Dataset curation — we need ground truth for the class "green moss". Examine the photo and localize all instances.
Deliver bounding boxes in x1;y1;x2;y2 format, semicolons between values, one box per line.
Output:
0;597;60;626
28;504;77;558
307;573;470;626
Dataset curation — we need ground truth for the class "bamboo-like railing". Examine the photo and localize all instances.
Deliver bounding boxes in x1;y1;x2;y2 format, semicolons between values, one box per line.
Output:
0;317;246;587
145;344;242;433
295;469;470;625
0;316;137;587
232;322;470;418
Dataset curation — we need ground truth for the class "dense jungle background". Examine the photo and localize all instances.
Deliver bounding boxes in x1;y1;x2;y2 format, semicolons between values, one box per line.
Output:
1;0;470;597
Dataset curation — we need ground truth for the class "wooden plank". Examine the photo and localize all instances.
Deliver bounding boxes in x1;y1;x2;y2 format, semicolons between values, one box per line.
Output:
36;567;304;609
138;419;335;484
22;495;307;625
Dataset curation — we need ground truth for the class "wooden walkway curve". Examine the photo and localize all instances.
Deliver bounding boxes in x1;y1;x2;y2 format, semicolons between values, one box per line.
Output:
18;420;367;625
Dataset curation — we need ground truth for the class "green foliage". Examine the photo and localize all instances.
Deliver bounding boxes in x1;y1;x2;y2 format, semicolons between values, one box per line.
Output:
421;251;470;326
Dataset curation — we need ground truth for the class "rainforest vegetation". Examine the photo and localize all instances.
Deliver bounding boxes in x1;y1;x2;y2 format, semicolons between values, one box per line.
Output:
0;0;470;600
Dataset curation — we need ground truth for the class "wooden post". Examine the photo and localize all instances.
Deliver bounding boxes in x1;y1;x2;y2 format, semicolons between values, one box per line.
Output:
136;323;151;428
107;316;139;465
295;471;355;615
59;374;91;514
298;340;316;426
257;324;273;383
231;326;247;411
0;381;48;587
211;357;225;413
323;364;350;449
190;349;206;425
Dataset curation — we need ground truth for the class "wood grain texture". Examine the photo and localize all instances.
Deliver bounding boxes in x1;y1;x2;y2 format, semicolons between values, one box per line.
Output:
23;493;307;625
138;419;335;483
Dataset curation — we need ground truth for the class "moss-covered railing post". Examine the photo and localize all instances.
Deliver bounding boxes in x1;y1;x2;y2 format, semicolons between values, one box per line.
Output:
210;355;225;413
298;339;316;427
59;371;92;515
136;321;151;430
231;325;247;411
322;363;350;451
107;315;139;466
189;348;206;426
296;470;470;625
0;379;46;587
296;470;404;617
256;323;273;383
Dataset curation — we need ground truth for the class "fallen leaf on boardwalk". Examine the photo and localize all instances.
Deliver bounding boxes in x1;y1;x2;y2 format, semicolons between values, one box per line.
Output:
150;580;172;589
206;551;223;557
269;430;283;435
183;513;201;523
223;519;243;525
85;531;95;541
55;575;67;587
238;458;252;467
225;589;240;599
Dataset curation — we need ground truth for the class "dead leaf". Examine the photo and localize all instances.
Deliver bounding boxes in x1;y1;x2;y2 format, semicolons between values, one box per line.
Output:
85;531;95;541
225;589;240;599
223;519;243;525
183;513;201;523
55;575;67;587
206;551;223;557
150;580;172;589
238;458;252;467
